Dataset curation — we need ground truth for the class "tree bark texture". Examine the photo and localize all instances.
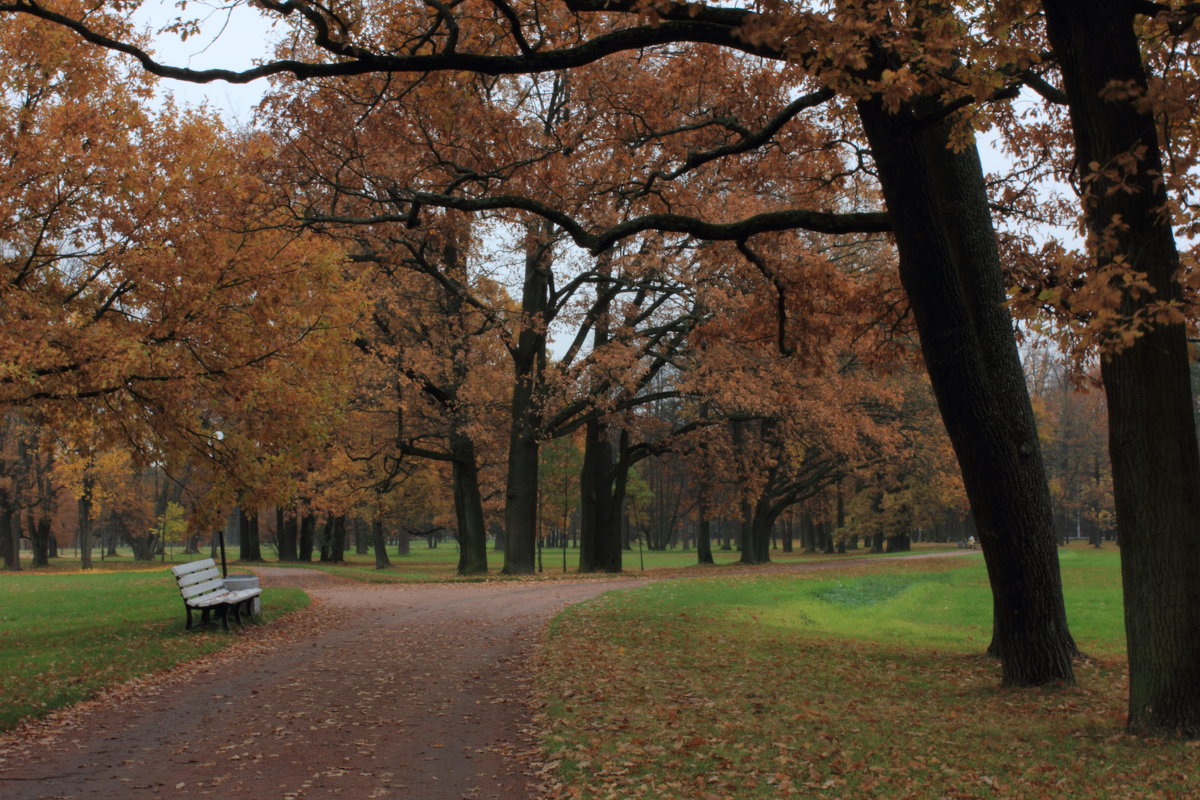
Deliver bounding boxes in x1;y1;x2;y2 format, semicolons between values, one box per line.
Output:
578;418;624;573
276;507;298;562
372;518;392;569
298;513;315;562
1;505;17;570
1042;0;1200;735
696;509;714;565
239;507;262;562
502;228;552;575
78;491;92;570
451;431;488;575
856;99;1076;686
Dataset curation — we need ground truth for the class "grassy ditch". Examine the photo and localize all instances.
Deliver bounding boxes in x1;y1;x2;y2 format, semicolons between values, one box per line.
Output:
537;549;1194;799
0;569;308;731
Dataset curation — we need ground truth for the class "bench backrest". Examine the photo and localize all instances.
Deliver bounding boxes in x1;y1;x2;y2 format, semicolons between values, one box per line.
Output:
172;558;227;600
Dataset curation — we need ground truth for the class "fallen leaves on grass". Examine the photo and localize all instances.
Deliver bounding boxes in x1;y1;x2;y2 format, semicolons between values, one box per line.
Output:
533;571;1198;800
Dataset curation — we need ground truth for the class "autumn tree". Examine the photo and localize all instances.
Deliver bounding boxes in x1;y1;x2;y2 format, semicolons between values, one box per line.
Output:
4;0;1088;686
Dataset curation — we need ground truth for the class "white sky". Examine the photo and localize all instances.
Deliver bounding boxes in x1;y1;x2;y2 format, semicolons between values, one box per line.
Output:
133;1;280;124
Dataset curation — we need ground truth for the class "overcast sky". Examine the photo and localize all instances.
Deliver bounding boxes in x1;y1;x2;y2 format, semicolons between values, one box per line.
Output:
133;1;280;124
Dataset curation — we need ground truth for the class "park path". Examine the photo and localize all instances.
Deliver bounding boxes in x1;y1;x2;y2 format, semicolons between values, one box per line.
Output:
0;572;645;800
0;550;973;800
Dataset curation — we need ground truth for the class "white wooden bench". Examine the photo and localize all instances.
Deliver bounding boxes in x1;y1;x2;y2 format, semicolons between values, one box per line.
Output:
171;558;262;631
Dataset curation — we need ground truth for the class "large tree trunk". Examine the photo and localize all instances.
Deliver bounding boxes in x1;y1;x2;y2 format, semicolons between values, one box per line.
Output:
578;418;624;573
78;468;94;570
329;515;347;563
354;518;369;555
696;505;715;565
1;505;18;571
451;431;488;575
742;498;779;566
276;507;298;562
856;99;1076;686
77;502;93;565
502;226;552;575
239;506;262;562
298;512;315;562
1042;0;1200;736
29;512;50;567
372;517;392;569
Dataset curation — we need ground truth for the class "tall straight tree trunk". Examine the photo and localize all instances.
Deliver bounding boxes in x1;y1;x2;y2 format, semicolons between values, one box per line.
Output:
745;498;779;565
30;514;50;567
78;497;93;567
437;237;490;577
577;263;624;574
1042;0;1200;736
276;507;298;562
298;512;315;562
579;418;624;573
800;515;816;553
354;518;369;555
696;502;715;566
1;506;18;570
856;100;1076;686
239;506;262;562
372;517;392;569
451;431;488;575
502;224;552;575
330;515;347;563
78;466;93;570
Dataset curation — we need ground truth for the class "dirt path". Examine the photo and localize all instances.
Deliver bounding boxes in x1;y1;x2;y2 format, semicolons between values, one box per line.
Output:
0;574;644;800
0;551;974;799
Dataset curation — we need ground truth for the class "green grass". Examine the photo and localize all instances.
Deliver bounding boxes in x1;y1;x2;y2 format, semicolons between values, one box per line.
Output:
537;547;1193;799
0;569;308;732
13;541;959;582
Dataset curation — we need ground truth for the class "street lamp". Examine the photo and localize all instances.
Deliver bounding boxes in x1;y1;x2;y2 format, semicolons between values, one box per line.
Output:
213;431;227;578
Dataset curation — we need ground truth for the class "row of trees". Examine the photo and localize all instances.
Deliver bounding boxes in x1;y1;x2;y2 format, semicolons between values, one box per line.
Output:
1;0;1197;735
1;341;1108;568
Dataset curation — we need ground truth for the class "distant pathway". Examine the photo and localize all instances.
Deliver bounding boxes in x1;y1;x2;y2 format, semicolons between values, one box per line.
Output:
0;551;972;799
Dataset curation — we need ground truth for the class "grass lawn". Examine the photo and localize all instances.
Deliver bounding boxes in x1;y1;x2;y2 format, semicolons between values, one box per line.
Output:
12;540;959;582
537;546;1196;799
0;569;308;732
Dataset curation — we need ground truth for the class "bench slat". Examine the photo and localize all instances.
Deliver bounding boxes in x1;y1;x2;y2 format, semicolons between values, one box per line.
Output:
181;577;229;599
177;569;221;589
171;558;217;578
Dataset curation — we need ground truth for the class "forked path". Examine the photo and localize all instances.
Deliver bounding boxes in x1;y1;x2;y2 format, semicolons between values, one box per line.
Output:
0;552;972;799
0;572;644;800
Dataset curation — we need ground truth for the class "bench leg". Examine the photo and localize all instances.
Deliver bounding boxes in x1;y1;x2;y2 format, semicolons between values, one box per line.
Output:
185;604;194;630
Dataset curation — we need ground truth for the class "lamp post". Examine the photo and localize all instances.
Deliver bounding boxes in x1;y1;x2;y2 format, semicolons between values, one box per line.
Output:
213;431;227;578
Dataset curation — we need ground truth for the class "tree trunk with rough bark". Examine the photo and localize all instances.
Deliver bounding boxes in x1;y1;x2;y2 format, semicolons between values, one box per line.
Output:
372;518;392;569
502;227;552;575
578;418;624;573
239;507;262;562
1;505;18;571
298;513;315;562
1042;0;1200;735
857;99;1076;686
696;506;714;565
276;507;298;562
451;431;488;575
